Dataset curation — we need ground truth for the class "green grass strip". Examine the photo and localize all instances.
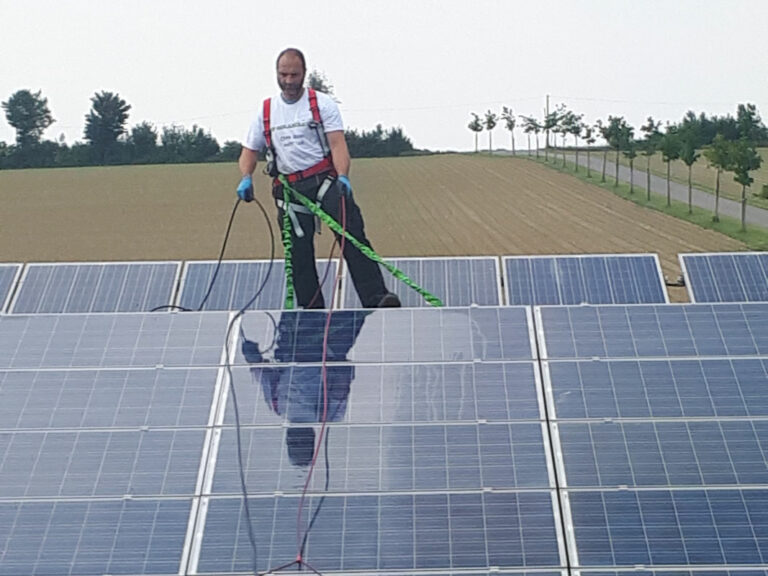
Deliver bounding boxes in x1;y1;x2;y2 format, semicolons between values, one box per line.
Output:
278;175;444;307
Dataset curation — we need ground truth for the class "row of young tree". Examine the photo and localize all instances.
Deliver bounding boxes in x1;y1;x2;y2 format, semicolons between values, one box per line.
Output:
0;86;415;169
469;103;767;229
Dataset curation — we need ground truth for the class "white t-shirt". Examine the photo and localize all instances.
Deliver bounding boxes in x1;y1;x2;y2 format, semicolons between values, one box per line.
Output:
243;89;343;174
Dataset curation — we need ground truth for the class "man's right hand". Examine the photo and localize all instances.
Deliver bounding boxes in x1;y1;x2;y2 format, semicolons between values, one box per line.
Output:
237;175;254;202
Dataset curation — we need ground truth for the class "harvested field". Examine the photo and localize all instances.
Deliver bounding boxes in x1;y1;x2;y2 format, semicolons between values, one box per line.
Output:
0;155;746;302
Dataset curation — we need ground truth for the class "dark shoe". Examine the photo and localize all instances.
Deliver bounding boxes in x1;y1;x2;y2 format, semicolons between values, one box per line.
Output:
377;292;401;308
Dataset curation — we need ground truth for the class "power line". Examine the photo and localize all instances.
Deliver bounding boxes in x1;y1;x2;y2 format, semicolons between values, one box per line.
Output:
549;94;746;107
344;96;543;114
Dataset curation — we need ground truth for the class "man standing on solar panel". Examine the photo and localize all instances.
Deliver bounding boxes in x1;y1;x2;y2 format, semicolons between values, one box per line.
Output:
236;47;400;309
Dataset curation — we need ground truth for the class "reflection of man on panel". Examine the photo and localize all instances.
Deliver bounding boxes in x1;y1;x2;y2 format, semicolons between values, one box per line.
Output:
242;310;368;465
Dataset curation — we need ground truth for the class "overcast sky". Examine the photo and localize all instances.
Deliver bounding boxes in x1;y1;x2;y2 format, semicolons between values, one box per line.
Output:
1;0;766;152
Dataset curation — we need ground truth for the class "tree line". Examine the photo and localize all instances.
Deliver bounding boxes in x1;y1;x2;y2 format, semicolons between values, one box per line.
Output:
1;84;415;170
469;102;767;230
0;89;236;168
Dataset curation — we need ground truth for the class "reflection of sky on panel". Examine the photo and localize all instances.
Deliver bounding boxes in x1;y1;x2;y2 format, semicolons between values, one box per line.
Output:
11;262;179;313
179;260;337;310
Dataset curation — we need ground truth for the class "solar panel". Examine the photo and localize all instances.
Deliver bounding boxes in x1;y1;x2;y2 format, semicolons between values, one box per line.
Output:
545;358;768;419
568;489;768;566
0;499;191;575
236;307;536;364
504;254;668;306
0;311;230;369
557;420;768;488
0;368;219;430
0;264;21;313
211;423;552;494
178;259;338;311
226;361;543;426
0;429;205;498
537;303;768;359
196;491;563;573
9;261;181;313
681;252;768;303
341;256;502;308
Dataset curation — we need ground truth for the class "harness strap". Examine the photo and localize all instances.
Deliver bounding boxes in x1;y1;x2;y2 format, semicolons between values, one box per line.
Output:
263;98;272;149
284;157;335;184
308;88;331;159
316;177;334;205
276;198;307;238
275;198;313;215
307;88;321;123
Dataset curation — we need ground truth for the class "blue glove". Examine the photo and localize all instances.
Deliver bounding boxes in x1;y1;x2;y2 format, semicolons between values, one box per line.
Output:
337;175;352;198
237;175;254;202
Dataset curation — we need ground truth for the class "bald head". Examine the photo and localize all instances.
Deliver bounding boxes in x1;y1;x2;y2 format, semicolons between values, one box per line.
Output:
276;48;306;72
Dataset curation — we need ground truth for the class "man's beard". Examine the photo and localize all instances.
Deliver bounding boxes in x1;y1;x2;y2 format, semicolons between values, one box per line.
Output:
279;77;304;101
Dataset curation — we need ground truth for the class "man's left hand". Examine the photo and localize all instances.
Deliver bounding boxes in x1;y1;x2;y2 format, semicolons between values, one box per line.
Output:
337;175;352;198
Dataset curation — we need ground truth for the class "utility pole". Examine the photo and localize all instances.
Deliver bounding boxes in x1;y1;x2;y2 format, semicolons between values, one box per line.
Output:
545;94;550;149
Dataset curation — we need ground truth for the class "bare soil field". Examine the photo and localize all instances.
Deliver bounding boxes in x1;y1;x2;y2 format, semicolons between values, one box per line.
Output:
0;155;746;302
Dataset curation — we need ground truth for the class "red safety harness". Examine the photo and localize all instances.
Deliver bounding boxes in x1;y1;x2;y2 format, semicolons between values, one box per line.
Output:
263;88;335;183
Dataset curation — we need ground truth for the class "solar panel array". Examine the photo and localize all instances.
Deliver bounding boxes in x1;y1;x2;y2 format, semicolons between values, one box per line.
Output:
178;259;338;310
10;262;180;313
0;310;230;576
3;251;768;576
192;307;565;574
538;302;768;571
0;255;669;312
341;256;502;308
0;264;21;313
681;252;768;303
504;254;668;305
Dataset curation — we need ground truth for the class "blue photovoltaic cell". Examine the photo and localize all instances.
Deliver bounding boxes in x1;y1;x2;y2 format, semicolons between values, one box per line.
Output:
236;307;534;365
179;260;338;310
0;312;229;369
504;255;667;306
683;252;768;303
198;491;560;573
0;429;204;498
0;499;190;576
0;265;20;313
342;257;501;308
548;359;768;419
569;489;768;567
0;368;217;430
539;303;768;359
226;361;542;426
10;262;179;313
558;420;768;487
212;423;550;494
